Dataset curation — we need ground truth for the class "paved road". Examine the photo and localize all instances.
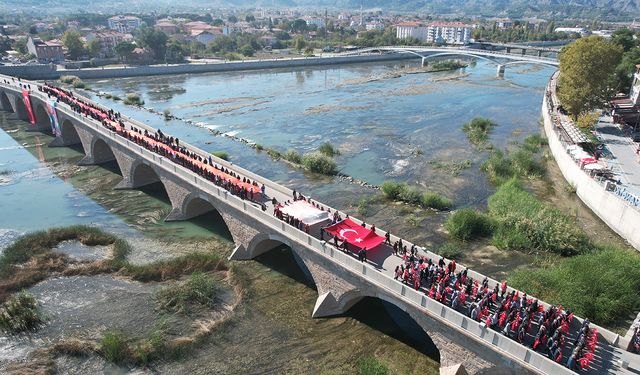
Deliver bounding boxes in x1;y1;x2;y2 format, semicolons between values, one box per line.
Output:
595;115;640;198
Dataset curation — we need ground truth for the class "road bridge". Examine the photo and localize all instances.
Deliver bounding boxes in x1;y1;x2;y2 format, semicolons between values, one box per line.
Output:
0;74;637;375
337;46;558;77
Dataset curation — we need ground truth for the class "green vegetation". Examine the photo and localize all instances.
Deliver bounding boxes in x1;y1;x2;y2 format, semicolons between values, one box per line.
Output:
283;150;302;164
163;108;172;120
301;153;338;175
428;159;472;176
427;60;467;71
445;208;495;241
437;242;463;260
212;151;229;161
471;22;573;43
380;181;452;210
481;148;545;185
156;272;219;315
71;78;86;89
318;142;340;157
100;331;130;364
356;356;389;375
0;291;44;334
405;214;421;227
509;246;640;325
462;117;496;146
123;93;145;106
558;36;623;118
61;29;86;60
59;75;79;84
488;179;591;256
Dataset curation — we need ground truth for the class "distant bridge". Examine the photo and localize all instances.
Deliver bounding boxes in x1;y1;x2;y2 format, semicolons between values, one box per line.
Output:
337;46;559;77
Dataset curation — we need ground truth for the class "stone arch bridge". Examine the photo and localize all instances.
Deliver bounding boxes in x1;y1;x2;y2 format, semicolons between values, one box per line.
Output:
0;76;635;375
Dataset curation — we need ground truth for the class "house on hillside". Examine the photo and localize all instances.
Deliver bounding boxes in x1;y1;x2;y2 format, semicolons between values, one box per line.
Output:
26;37;64;63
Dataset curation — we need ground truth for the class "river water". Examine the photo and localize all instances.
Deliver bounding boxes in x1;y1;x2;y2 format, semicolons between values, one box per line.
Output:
0;59;554;373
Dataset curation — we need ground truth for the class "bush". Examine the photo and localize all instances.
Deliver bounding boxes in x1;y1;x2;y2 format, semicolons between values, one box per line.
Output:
156;272;218;314
445;208;494;241
357;356;389;375
398;185;422;205
318;142;339;157
283;150;302;164
123;93;144;106
488;179;591;255
421;192;452;210
71;77;86;89
522;133;548;153
212;151;229;161
381;181;404;200
509;246;640;326
462;117;496;145
301;153;338;175
481;148;544;185
265;147;282;159
0;291;44;333
437;242;463;259
100;331;130;364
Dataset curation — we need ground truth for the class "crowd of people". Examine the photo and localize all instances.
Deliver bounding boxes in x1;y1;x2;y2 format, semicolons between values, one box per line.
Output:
6;77;605;373
36;82;265;206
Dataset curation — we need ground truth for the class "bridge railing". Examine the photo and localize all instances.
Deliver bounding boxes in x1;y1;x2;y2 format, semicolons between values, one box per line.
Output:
1;77;629;374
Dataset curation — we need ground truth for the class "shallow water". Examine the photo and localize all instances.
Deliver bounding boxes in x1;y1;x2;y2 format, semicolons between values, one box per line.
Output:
0;60;555;373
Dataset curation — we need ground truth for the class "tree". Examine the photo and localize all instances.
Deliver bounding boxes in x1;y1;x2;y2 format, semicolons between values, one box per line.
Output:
62;29;86;60
291;19;308;33
114;41;135;62
228;15;238;23
558;36;623;118
137;26;168;61
14;38;27;55
165;39;185;63
239;44;254;57
87;38;101;58
611;28;636;52
212;18;224;26
245;15;255;22
293;36;306;52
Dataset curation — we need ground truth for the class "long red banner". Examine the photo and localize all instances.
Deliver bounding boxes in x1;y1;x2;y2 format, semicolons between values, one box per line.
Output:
21;88;36;125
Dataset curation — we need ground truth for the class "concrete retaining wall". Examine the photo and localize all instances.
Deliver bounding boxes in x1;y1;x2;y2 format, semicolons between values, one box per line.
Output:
542;85;640;252
0;54;415;81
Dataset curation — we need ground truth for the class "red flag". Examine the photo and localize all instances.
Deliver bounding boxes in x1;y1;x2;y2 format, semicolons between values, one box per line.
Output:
323;218;384;250
22;88;36;125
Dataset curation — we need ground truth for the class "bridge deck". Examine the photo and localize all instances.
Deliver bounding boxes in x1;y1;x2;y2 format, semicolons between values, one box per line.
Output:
0;73;637;374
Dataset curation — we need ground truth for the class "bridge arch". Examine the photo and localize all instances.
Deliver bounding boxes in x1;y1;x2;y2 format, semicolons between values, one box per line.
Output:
0;90;12;113
60;119;81;145
130;160;161;188
422;52;499;66
10;93;29;120
34;102;52;132
90;137;118;166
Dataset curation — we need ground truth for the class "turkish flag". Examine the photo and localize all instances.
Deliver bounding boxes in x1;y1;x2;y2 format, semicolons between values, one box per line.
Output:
323;218;385;250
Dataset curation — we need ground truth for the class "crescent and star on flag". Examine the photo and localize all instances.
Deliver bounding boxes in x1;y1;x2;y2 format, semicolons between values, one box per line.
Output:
339;228;363;243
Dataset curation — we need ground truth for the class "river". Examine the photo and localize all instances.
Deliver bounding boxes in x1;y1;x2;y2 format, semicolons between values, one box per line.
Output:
0;59;554;373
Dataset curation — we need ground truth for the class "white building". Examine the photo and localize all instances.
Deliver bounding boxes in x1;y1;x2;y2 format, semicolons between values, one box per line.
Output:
396;21;471;44
107;15;142;33
396;22;428;41
365;22;385;31
554;27;589;36
630;65;640;104
304;17;325;29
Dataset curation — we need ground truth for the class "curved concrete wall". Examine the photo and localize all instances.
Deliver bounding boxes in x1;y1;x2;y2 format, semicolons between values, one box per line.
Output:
542;79;640;251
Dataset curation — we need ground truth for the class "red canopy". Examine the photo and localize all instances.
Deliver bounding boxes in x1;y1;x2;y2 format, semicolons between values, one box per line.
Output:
324;218;384;250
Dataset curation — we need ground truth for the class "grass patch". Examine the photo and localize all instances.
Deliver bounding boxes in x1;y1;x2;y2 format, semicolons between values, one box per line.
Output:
59;75;79;84
488;179;591;256
405;214;421;227
156;272;219;315
318;142;340;157
428;159;471;176
123;93;144;106
71;78;86;89
212;151;229;161
301;153;338;175
509;246;640;326
462;117;496;145
283;150;302;164
445;208;495;241
100;331;130;364
123;252;226;282
481;147;545;185
437;242;463;259
380;181;451;210
265;147;282;159
0;291;44;334
357;356;389;375
426;60;467;71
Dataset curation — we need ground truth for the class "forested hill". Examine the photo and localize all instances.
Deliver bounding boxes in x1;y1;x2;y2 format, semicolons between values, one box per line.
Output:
2;0;640;19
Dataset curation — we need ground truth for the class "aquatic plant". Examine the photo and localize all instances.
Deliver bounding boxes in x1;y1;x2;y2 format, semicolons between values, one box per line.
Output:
445;208;495;241
156;272;220;314
318;142;340;157
100;331;130;364
283;150;302;164
301;153;338;175
123;93;145;106
59;75;79;84
380;181;451;211
462;117;496;145
356;356;389;375
0;291;44;334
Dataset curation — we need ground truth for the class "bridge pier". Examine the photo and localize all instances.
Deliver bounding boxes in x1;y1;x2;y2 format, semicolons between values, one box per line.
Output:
521;49;526;56
496;65;505;78
537;50;542;57
421;57;427;67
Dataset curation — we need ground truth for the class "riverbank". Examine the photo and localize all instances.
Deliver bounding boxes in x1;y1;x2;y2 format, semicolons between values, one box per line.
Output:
0;53;417;81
